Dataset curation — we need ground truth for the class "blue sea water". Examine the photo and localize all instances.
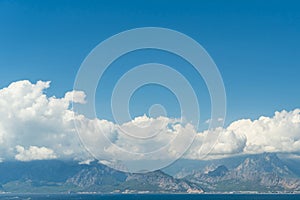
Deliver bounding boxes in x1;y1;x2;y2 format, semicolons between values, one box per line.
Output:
0;194;300;200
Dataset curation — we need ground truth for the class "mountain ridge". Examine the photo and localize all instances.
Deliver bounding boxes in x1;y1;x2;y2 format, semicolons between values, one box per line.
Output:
1;153;300;193
185;153;300;192
0;160;203;194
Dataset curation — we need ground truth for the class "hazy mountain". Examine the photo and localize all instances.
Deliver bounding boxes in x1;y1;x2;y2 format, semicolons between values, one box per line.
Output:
0;160;82;184
185;153;300;192
0;160;202;194
207;165;229;177
279;155;300;177
164;155;247;178
1;153;300;194
124;170;202;193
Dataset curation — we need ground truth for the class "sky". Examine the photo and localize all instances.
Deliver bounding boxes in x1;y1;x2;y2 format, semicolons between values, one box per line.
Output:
0;0;300;171
1;0;300;123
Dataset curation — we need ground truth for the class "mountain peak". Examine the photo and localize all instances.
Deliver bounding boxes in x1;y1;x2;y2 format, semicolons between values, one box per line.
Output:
260;152;279;161
207;165;228;177
231;153;295;184
185;153;300;192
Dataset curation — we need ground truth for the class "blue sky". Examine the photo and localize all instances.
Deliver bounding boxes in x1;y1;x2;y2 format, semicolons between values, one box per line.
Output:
1;0;300;125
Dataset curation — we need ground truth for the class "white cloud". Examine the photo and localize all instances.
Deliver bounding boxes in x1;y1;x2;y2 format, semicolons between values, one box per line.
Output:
186;109;300;159
64;90;86;104
0;80;300;165
76;115;195;162
185;127;246;160
228;109;300;154
0;80;195;166
79;159;95;165
0;80;88;161
15;145;57;161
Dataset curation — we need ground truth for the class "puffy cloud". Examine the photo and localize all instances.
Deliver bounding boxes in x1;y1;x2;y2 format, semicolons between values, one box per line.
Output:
0;80;88;161
228;109;300;154
0;80;195;166
76;115;195;163
1;80;300;165
186;109;300;159
185;128;247;160
64;90;86;104
15;145;57;161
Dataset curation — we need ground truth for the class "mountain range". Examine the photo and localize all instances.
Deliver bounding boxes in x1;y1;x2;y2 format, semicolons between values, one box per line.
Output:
0;153;300;194
0;160;202;194
184;153;300;192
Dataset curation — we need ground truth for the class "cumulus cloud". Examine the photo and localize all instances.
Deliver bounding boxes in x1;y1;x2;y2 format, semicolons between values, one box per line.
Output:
0;80;195;165
186;128;247;159
64;90;86;104
186;109;300;159
76;115;195;163
228;109;300;154
0;80;88;161
0;80;300;165
15;145;57;161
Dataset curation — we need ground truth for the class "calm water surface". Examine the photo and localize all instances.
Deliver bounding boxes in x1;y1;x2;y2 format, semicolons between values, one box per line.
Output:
0;194;300;200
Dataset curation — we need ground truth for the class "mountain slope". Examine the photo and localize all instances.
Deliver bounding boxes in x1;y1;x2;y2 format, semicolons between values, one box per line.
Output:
66;163;203;193
1;153;300;193
186;153;300;192
0;160;203;194
124;170;202;193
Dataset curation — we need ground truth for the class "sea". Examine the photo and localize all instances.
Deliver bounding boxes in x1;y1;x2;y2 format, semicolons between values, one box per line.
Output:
0;194;300;200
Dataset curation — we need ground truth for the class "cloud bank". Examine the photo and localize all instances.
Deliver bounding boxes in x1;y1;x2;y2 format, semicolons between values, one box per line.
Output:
186;108;300;159
0;80;300;163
